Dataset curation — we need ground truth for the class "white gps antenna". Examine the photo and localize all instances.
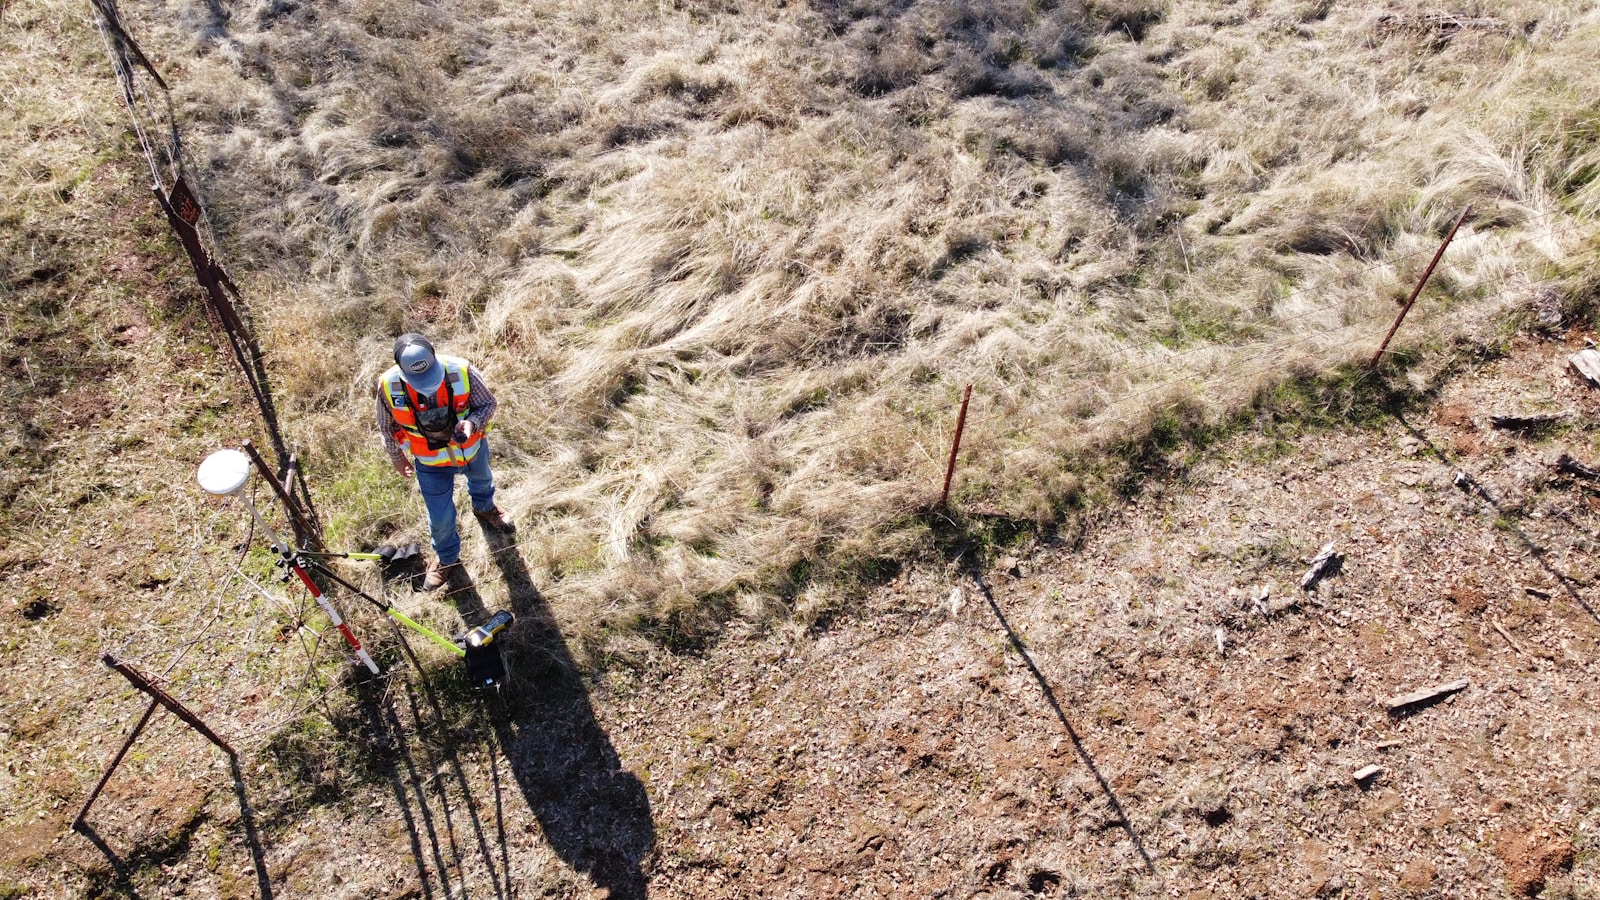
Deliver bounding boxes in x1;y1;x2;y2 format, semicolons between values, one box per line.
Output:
196;448;380;674
197;448;253;497
197;449;282;552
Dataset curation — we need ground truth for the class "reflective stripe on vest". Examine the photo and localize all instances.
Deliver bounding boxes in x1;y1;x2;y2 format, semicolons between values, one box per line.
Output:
379;356;485;467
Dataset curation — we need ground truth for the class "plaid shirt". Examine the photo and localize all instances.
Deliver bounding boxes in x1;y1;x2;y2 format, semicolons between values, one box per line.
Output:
375;362;498;466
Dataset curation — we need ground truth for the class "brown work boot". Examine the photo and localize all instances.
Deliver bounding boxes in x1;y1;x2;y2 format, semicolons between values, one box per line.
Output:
473;506;516;534
421;560;458;591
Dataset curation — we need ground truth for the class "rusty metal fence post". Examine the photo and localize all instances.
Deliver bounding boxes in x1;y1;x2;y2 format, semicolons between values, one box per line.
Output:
73;654;236;831
152;180;290;465
89;0;320;529
940;384;974;508
1369;205;1472;369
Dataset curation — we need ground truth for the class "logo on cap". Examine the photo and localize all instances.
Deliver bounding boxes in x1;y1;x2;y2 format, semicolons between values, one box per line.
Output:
406;358;431;374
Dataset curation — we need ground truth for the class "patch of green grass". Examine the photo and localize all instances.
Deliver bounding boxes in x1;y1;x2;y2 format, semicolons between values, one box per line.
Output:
1230;536;1298;568
640;589;739;654
321;455;414;550
1257;363;1417;432
1155;301;1256;350
932;506;1040;562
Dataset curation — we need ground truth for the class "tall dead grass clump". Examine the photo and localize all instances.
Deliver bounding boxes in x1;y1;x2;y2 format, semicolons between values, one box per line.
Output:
91;0;1600;658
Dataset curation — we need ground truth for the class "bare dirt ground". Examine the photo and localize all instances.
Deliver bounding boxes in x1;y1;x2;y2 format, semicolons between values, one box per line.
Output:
23;327;1600;899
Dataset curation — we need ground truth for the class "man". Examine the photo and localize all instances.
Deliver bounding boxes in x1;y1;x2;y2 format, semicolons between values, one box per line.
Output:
376;333;515;590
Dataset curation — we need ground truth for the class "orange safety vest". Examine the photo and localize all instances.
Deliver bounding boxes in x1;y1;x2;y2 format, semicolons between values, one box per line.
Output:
379;355;486;467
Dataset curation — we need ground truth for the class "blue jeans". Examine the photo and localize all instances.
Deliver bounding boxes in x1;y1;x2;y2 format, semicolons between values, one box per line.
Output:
414;441;496;565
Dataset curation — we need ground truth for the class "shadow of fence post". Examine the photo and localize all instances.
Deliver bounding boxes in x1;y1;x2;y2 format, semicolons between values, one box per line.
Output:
964;563;1158;875
228;757;276;900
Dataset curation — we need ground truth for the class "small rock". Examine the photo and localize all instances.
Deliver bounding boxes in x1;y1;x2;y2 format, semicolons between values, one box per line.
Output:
1353;764;1383;784
997;556;1021;577
1529;283;1563;331
947;587;964;615
1265;595;1299;616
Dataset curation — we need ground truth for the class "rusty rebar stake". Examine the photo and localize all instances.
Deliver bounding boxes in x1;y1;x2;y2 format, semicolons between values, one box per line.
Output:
940;384;974;508
280;452;299;507
278;451;312;544
1369;205;1472;369
284;456;324;547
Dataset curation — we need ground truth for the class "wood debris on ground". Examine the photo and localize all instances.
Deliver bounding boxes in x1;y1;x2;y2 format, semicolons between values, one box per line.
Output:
1299;542;1339;591
1387;678;1471;712
1352;764;1383;784
1569;347;1600;387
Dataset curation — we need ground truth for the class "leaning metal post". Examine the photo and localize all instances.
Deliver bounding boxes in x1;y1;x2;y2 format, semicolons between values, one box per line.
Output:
1369;205;1472;369
102;654;235;755
73;655;236;831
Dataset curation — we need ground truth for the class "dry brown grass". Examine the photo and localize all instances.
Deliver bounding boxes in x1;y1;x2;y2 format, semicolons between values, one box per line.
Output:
69;0;1600;657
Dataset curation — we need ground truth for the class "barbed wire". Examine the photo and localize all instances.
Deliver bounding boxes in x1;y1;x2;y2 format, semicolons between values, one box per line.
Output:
89;0;214;242
79;185;1592;767
660;214;1580;515
70;0;1600;766
73;221;1590;805
421;212;1598;610
990;212;1579;409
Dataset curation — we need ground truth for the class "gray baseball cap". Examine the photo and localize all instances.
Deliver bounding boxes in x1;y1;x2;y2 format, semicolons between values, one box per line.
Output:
393;333;445;394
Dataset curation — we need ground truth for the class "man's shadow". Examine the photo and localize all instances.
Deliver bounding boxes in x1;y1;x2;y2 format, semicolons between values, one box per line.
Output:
450;532;655;899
